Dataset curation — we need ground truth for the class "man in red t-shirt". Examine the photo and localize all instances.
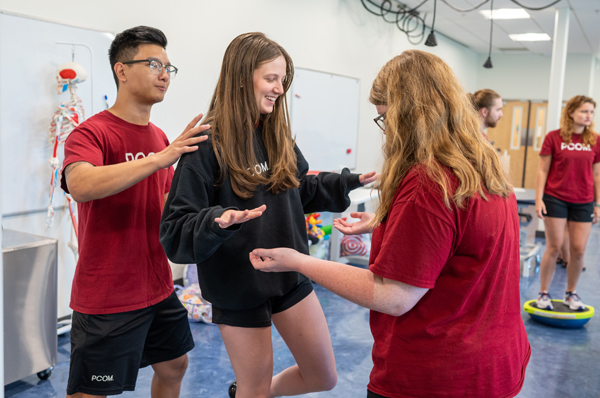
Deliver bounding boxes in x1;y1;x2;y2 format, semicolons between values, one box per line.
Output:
61;26;208;398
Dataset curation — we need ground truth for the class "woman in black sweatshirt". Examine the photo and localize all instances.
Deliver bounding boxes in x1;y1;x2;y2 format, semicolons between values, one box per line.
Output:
160;32;375;398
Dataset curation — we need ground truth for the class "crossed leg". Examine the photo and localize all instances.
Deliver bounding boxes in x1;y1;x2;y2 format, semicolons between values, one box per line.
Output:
270;290;337;396
219;291;337;398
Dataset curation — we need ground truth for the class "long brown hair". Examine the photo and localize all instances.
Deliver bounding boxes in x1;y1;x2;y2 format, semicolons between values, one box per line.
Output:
560;95;597;146
369;50;512;224
202;32;298;199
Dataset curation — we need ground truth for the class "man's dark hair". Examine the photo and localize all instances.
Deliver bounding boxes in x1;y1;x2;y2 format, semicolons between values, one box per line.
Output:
108;26;168;89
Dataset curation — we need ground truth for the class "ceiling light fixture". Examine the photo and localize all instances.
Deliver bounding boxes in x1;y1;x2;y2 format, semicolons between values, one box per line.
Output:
509;33;551;42
483;0;494;69
425;0;438;47
480;8;531;20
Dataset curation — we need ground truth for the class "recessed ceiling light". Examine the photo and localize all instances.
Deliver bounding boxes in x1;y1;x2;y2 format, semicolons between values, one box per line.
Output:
509;33;552;42
480;9;531;19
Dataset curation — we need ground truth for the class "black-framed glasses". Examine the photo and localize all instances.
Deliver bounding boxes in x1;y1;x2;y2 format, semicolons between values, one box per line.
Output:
374;112;386;131
122;59;178;79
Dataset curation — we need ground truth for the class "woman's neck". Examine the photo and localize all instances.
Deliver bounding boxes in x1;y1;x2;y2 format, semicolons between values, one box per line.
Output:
573;124;585;134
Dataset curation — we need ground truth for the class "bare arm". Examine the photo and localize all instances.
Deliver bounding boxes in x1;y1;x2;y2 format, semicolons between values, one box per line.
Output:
593;162;600;224
65;115;209;203
249;248;428;316
535;155;552;219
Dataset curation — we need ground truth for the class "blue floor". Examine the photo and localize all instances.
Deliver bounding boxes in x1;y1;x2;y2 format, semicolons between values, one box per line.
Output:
6;225;600;398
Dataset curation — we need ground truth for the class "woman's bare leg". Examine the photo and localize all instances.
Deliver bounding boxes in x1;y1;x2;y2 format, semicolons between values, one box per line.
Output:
539;216;568;292
566;221;592;292
219;325;273;398
270;291;337;397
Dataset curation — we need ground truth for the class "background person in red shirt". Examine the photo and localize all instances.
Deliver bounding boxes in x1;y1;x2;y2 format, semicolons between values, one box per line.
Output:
535;95;600;311
249;49;530;398
61;26;208;398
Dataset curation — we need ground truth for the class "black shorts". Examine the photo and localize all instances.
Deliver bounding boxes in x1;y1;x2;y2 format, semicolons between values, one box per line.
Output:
67;291;195;396
542;194;594;222
367;389;389;398
212;275;314;328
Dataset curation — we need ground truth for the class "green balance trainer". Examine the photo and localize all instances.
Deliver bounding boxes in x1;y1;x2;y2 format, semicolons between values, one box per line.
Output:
523;300;595;329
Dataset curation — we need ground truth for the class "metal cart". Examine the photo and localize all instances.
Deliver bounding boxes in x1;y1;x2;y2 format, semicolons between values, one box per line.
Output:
3;229;58;384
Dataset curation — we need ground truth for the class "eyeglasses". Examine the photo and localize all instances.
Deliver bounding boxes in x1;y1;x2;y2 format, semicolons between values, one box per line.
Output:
122;59;178;79
374;112;386;131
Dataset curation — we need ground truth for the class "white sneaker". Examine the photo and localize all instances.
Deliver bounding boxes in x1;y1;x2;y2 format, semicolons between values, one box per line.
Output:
563;291;586;310
536;292;553;310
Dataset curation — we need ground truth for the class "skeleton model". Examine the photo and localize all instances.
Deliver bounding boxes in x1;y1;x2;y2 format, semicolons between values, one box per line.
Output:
47;62;87;256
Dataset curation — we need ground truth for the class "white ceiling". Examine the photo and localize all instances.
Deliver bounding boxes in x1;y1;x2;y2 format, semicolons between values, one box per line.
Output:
393;0;600;56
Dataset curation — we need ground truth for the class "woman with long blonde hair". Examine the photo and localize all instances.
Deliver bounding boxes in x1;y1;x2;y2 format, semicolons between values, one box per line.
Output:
250;50;530;398
535;95;600;311
160;32;376;398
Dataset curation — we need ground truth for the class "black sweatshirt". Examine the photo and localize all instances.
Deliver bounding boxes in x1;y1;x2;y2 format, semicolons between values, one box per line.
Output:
160;127;362;310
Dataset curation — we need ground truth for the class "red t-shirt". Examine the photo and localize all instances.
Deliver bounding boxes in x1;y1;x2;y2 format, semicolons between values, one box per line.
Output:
540;129;600;203
61;110;175;314
367;166;530;398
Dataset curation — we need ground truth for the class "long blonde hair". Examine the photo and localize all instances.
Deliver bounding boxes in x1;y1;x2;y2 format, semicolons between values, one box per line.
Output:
369;50;512;224
560;95;597;146
202;32;298;199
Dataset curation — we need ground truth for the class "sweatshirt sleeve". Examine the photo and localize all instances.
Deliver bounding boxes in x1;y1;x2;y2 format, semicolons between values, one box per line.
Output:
295;145;363;213
159;150;240;265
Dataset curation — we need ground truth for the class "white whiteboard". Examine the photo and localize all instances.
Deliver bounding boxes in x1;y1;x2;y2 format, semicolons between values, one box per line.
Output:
290;68;360;171
0;13;116;215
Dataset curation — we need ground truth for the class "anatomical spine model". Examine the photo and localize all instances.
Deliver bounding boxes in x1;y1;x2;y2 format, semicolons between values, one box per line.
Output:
47;62;86;256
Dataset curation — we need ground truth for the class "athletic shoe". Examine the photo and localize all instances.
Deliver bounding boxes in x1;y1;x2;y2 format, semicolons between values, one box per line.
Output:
563;291;586;310
228;381;236;398
536;292;553;310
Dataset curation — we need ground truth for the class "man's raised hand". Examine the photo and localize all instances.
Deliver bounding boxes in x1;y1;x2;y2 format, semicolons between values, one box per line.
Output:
155;114;210;169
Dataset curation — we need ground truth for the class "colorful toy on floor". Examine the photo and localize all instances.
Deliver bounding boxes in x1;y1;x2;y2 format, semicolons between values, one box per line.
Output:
306;213;325;240
177;264;214;324
523;299;595;329
177;284;213;324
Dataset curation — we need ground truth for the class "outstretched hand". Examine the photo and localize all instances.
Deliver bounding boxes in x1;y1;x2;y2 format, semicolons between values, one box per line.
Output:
249;248;306;273
359;171;379;186
155;114;210;169
215;205;267;229
334;212;376;235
